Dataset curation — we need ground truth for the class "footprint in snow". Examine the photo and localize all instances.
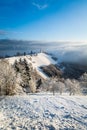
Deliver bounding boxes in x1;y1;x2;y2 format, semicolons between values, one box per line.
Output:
81;105;87;109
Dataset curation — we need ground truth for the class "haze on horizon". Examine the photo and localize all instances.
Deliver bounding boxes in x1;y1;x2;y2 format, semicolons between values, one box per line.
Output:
0;0;87;42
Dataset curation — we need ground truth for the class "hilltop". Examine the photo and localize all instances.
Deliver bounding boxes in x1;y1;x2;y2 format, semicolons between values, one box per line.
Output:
7;52;57;79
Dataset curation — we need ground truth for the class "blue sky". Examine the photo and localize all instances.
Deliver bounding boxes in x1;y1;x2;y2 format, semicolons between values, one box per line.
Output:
0;0;87;41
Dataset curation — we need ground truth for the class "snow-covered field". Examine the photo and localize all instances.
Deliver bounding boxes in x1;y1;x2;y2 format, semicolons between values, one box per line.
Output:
0;94;87;130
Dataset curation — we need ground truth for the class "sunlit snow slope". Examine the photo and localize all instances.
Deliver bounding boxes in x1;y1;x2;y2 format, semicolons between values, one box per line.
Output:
7;53;57;79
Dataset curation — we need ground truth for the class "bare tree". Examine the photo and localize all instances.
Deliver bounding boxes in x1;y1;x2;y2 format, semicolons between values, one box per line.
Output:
80;73;87;82
40;78;65;95
0;60;17;95
57;81;65;95
50;80;56;95
65;79;80;95
79;73;87;94
29;78;36;93
49;80;65;95
40;79;50;92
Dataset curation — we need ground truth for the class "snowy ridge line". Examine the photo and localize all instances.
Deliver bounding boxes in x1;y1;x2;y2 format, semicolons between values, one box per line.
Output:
7;52;57;79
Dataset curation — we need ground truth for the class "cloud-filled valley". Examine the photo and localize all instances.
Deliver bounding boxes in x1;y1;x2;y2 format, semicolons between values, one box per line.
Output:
50;42;87;66
0;40;87;66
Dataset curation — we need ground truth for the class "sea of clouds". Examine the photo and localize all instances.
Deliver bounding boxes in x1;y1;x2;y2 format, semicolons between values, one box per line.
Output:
49;42;87;66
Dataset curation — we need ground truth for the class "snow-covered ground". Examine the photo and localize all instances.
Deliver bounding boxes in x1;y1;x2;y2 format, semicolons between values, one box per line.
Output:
7;53;57;79
0;94;87;130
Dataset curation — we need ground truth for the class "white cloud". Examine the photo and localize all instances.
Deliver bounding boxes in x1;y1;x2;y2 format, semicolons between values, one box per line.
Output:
32;2;48;10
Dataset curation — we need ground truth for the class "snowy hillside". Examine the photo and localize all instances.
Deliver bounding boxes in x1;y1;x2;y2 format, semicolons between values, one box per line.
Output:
0;94;87;130
7;53;57;79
